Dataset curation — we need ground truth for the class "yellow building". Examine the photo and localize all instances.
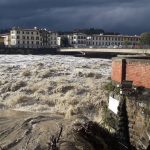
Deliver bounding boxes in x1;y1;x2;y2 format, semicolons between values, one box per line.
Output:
0;36;4;46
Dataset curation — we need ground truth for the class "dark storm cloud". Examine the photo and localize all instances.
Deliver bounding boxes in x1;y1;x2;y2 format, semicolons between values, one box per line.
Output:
0;0;150;34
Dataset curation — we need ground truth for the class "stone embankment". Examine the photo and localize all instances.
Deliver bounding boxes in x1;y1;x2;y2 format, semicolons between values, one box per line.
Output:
126;95;150;150
0;48;57;54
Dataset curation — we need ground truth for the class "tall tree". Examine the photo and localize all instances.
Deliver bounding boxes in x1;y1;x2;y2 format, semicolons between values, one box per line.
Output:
60;36;70;47
140;32;150;48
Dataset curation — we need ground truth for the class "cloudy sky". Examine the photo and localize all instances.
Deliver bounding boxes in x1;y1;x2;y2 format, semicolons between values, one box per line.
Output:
0;0;150;34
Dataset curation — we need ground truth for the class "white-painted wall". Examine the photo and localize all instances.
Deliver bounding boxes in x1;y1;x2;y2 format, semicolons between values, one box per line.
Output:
108;96;120;114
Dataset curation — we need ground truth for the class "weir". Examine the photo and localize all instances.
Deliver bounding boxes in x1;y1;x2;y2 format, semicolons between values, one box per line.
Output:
0;48;150;58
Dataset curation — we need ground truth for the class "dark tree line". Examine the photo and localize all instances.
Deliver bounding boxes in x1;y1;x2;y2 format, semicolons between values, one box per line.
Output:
140;32;150;48
0;29;11;34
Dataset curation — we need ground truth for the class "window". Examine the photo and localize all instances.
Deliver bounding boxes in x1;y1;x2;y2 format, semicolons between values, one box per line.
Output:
11;36;15;39
23;36;25;39
31;37;34;40
17;36;20;39
17;31;20;34
27;36;29;40
36;37;39;40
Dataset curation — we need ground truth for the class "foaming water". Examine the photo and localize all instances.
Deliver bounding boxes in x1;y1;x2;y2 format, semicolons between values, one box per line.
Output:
0;55;111;121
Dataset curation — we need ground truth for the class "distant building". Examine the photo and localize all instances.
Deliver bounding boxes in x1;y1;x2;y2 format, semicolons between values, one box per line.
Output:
57;36;61;46
68;33;87;48
67;33;140;48
87;34;140;48
1;33;11;47
2;27;59;48
49;32;58;48
0;36;4;47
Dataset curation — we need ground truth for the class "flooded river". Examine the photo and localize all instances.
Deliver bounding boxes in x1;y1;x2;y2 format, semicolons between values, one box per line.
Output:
0;55;113;149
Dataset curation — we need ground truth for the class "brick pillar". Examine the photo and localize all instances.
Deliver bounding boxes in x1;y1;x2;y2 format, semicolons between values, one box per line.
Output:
111;58;126;83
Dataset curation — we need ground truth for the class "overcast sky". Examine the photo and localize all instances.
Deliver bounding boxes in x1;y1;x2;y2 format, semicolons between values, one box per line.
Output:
0;0;150;34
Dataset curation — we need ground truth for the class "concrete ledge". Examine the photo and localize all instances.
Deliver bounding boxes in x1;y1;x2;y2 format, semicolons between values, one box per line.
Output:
59;48;150;54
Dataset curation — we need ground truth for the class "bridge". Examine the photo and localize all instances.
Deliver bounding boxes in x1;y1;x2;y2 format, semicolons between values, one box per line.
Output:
58;48;150;57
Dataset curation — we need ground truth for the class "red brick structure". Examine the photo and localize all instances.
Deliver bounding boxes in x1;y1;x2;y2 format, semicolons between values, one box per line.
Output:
112;55;150;89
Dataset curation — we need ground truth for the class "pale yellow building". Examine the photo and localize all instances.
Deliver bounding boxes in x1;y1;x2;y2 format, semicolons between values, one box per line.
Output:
0;36;4;46
5;27;59;48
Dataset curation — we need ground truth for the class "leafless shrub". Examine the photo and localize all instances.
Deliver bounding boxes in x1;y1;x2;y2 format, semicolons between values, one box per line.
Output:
47;126;63;150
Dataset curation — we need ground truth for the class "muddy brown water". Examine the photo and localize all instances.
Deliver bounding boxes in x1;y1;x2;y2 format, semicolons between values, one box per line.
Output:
0;110;66;150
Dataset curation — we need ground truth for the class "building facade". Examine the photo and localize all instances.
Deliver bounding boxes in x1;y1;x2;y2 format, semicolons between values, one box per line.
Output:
1;27;59;48
0;36;4;47
1;33;11;47
88;35;140;48
67;33;140;48
68;33;87;48
10;28;41;48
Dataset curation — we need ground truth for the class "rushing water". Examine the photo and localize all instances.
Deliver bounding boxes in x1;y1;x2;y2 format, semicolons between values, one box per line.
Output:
0;54;112;149
0;55;111;120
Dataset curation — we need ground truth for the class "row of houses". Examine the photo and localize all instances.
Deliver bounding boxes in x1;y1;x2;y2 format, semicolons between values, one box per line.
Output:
0;27;61;49
67;33;140;48
0;27;141;49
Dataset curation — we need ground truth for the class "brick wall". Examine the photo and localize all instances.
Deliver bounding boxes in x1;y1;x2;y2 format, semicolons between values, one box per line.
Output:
112;57;150;89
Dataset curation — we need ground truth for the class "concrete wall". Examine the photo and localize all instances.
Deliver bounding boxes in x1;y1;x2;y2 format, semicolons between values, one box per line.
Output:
60;48;150;55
